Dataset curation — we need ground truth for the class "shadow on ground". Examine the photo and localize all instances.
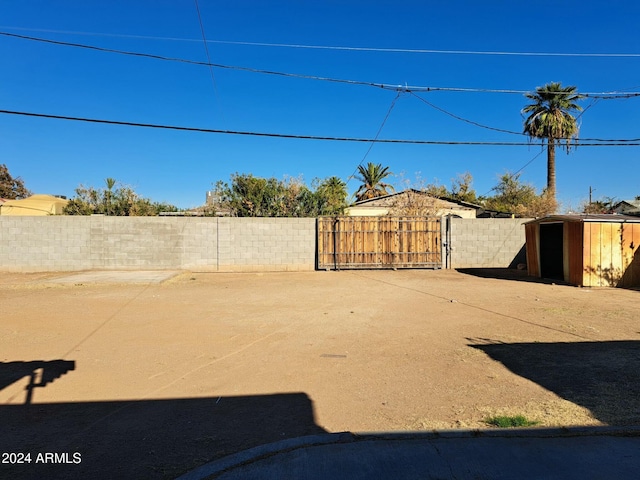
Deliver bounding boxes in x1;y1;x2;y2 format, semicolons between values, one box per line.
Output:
0;361;326;480
457;268;573;286
470;340;640;425
0;361;76;404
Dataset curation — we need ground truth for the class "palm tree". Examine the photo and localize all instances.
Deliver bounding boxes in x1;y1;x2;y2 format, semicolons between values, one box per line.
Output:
522;82;584;203
316;176;348;215
105;177;116;216
354;163;395;201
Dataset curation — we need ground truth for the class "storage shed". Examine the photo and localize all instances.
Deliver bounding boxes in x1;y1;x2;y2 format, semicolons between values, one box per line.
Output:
525;215;640;288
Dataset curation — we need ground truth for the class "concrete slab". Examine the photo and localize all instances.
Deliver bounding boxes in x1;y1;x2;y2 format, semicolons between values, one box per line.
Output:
40;270;181;285
179;427;640;480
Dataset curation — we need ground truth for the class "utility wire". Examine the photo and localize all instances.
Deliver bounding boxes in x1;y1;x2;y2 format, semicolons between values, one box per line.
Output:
346;91;402;188
4;31;636;143
409;91;523;136
410;91;639;143
193;0;224;123
3;26;640;58
2;31;640;100
201;40;640;59
512;150;545;177
479;150;545;197
2;109;639;146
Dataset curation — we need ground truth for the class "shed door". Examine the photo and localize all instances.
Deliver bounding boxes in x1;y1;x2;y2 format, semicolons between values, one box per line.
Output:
540;223;564;280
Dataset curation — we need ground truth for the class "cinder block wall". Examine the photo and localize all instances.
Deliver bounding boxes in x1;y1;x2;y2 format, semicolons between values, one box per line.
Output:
91;216;210;270
1;216;527;272
0;216;93;271
218;217;315;272
448;218;531;268
0;216;315;272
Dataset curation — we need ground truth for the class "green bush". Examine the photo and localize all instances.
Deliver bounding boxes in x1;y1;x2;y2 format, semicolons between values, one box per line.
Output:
485;415;539;428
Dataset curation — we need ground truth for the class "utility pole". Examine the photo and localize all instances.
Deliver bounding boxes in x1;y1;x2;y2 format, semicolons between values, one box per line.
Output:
589;186;595;205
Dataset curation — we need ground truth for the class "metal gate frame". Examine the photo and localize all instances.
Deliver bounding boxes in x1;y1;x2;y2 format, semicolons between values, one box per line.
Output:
317;216;442;270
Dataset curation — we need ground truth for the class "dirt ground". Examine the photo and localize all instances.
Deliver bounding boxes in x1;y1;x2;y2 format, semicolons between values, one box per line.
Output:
1;268;639;479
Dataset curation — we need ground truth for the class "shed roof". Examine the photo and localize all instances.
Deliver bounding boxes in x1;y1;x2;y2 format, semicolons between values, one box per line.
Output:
525;214;640;225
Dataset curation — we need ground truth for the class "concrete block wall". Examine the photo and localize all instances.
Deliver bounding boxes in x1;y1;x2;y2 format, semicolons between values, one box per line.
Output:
218;217;316;272
181;218;219;270
0;216;93;271
448;218;531;268
1;216;526;272
94;217;188;269
0;216;315;272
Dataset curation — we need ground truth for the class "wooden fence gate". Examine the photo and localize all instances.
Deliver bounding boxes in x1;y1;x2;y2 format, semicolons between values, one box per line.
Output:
317;216;442;270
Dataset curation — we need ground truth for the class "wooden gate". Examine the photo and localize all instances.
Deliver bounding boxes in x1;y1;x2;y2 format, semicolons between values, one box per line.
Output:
317;216;442;270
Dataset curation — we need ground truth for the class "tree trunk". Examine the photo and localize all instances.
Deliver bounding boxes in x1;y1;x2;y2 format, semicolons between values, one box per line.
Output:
547;138;556;201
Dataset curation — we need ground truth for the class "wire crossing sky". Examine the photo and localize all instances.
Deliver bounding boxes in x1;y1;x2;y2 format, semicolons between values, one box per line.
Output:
1;1;639;209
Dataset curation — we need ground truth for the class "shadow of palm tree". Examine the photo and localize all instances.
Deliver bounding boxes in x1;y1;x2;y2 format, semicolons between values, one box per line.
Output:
470;340;640;425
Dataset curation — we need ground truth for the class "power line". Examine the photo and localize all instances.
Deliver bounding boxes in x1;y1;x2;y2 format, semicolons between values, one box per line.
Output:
0;31;388;89
409;91;523;135
3;31;640;100
410;92;640;142
201;40;640;59
0;26;203;42
480;150;546;197
2;109;639;146
3;26;640;58
193;0;224;123
512;150;545;177
346;91;402;188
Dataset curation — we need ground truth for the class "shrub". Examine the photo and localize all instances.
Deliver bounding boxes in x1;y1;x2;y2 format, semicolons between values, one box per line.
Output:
485;415;539;428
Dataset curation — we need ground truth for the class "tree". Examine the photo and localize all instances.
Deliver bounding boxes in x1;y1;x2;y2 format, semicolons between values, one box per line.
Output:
104;177;116;216
0;164;31;199
354;163;394;201
221;174;293;217
389;189;444;216
582;196;615;214
482;173;557;217
522;82;584;206
64;180;177;216
449;172;478;204
423;183;449;199
313;176;348;215
216;173;348;217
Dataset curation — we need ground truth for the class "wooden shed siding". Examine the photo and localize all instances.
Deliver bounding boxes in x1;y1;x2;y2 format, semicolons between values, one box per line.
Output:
589;223;603;286
525;223;539;277
610;223;623;287
632;225;638;268
620;223;640;287
566;222;583;286
582;222;640;287
582;223;593;287
598;222;614;287
633;224;639;287
528;217;640;288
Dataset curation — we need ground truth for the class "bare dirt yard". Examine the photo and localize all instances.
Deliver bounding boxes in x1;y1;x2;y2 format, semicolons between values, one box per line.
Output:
1;269;639;479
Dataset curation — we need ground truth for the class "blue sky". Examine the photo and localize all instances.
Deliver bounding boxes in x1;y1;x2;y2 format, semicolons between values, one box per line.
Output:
1;1;639;209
